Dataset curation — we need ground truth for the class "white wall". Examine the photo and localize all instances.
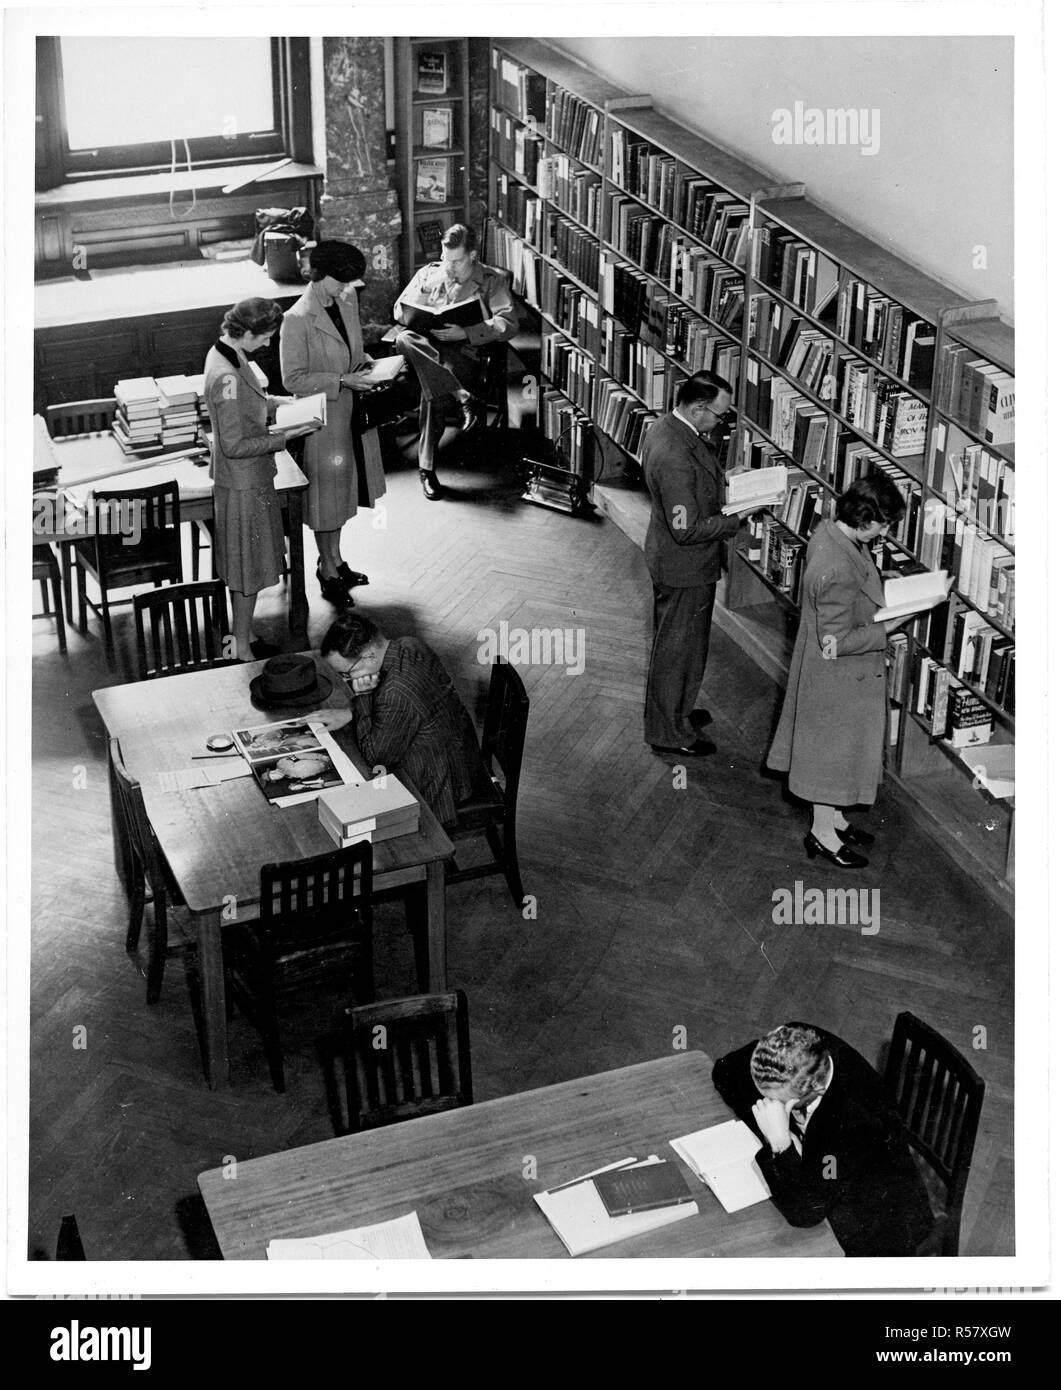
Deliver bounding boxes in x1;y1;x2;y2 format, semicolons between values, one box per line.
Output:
552;37;1013;320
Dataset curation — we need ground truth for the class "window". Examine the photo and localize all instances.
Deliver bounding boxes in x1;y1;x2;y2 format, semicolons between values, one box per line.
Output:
36;36;312;186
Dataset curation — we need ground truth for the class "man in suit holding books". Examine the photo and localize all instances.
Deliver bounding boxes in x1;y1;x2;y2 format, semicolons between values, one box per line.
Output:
712;1022;935;1256
642;371;742;755
393;223;517;500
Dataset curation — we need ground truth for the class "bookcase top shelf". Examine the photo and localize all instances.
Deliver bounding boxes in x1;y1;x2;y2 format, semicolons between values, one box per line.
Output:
759;196;968;325
610;105;772;204
493;37;644;111
943;316;1014;374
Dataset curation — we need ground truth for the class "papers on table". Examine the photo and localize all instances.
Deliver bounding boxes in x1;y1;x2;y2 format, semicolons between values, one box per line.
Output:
534;1156;698;1256
670;1119;772;1213
722;465;789;515
873;569;953;623
267;1212;432;1260
156;759;253;792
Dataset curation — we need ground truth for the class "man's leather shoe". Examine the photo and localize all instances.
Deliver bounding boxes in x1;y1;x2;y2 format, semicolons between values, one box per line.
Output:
420;470;446;500
650;739;717;758
336;562;369;590
689;708;713;728
459;397;485;434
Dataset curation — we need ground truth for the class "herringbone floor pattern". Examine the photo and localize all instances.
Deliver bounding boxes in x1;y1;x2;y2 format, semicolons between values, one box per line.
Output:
27;441;1014;1263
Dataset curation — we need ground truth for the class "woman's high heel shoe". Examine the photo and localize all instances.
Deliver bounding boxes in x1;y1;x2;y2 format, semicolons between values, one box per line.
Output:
804;831;869;869
836;821;875;848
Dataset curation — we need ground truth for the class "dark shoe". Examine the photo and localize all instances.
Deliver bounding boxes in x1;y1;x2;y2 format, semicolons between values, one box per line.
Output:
836;821;876;848
459;397;485;434
249;638;282;660
689;708;713;728
336;562;369;590
316;563;355;606
804;831;869;869
420;470;446;500
650;739;717;758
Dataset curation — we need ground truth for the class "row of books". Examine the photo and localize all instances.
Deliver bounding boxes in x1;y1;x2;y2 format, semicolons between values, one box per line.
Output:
910;658;997;742
538;153;602;233
936;343;1015;446
601;321;671;410
544;212;599;290
489;108;544;182
745;516;807;602
835;282;936;392
609;134;681;216
493;51;546;124
485;221;540;305
540;265;601;355
542;331;596;415
755;224;841;321
591;377;658;459
749;296;834;398
835;357;928;457
493;174;542;249
920;504;1015;627
886;631;910;703
947;606;1016;697
540;387;594;474
546;88;605;168
112;374;207;457
926;425;1014;543
607;191;749;276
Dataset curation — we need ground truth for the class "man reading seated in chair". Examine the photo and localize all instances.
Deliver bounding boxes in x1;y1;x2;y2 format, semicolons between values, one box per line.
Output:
316;612;484;830
392;223;517;501
712;1021;934;1256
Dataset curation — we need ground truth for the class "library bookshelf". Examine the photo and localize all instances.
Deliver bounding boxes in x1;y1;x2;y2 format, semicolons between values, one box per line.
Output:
486;38;1014;907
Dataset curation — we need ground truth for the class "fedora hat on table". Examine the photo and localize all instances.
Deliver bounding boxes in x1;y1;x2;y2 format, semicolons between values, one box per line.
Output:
249;655;333;712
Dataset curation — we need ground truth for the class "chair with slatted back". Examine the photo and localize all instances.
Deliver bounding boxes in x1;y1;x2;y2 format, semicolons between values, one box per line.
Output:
133;579;237;679
109;737;195;1004
447;657;529;908
338;991;472;1133
45;397;117;438
883;1011;985;1256
75;479;183;664
32;544;67;654
225;843;375;1093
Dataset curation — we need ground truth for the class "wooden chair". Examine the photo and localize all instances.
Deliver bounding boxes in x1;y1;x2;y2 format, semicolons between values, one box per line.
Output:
226;844;375;1093
109;738;194;1004
448;657;529;908
133;579;236;679
32;544;67;655
337;991;472;1133
883;1010;986;1256
75;479;183;664
45;397;117;438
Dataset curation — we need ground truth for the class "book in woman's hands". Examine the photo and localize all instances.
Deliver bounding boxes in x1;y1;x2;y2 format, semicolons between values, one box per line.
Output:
270;392;327;435
670;1119;772;1213
592;1157;696;1215
873;570;953;623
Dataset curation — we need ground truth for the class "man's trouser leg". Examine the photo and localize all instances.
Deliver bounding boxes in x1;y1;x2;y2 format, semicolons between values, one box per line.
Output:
643;579;716;747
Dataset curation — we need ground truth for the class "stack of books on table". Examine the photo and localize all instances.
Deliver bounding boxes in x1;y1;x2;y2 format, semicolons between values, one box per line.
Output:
112;377;163;454
156;375;203;448
317;776;420;848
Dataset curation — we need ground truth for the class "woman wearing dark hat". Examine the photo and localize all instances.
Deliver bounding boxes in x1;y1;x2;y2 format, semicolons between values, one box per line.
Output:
204;297;307;662
280;240;387;609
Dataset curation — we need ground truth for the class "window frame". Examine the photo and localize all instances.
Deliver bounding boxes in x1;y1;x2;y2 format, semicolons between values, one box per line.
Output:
36;36;312;189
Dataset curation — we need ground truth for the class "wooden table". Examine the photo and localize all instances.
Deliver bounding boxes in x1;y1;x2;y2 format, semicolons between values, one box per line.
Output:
33;421;311;649
93;661;455;1088
198;1051;843;1260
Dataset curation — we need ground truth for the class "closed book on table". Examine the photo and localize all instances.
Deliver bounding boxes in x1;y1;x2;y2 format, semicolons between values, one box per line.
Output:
317;777;419;835
592;1157;695;1215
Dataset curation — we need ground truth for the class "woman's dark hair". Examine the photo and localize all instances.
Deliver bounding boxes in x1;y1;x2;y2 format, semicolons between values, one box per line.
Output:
320;611;379;661
836;471;906;529
307;239;367;284
220;297;284;339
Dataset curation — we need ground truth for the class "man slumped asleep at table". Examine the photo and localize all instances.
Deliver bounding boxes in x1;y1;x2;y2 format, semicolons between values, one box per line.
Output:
712;1021;934;1256
313;611;484;830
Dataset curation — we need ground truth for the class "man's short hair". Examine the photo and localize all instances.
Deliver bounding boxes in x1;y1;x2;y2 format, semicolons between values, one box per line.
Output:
441;223;478;255
750;1022;831;1099
320;612;380;662
675;369;732;410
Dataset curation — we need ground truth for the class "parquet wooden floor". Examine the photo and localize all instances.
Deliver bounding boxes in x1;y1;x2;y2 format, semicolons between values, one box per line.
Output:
26;442;1014;1264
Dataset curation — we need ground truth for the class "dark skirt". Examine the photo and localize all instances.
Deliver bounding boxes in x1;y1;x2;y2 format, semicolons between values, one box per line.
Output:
213;484;285;596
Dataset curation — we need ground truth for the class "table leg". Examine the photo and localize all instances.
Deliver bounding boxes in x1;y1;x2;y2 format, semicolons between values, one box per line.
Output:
61;541;74;631
107;745;134;900
285;490;309;651
196;908;230;1088
425;860;447;990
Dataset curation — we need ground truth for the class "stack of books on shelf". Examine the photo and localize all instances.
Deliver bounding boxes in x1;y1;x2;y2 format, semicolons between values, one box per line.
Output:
317;777;420;849
156;375;202;448
937;345;1015;445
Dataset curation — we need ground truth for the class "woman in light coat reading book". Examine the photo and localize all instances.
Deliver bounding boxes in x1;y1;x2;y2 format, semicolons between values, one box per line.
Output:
766;473;907;867
280;241;387;610
204;297;307;662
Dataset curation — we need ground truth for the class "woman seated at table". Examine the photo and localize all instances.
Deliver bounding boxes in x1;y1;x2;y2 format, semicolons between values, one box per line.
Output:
204;297;305;662
280;241;387;610
766;472;907;867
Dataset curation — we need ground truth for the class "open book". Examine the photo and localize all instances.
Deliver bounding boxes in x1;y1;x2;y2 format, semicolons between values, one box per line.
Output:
533;1156;698;1256
722;465;788;515
873;569;953;623
396;296;487;336
359;356;406;385
233;719;363;808
670;1119;772;1213
270;392;327;435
